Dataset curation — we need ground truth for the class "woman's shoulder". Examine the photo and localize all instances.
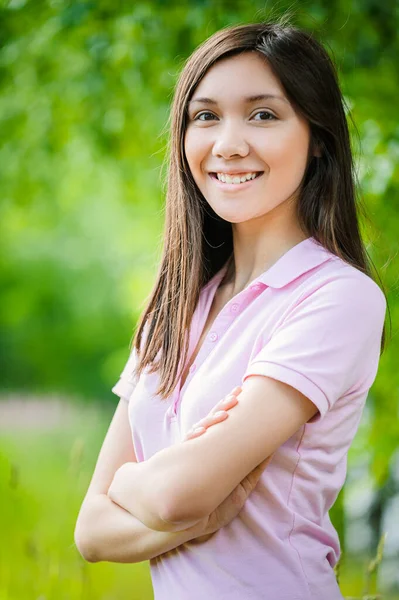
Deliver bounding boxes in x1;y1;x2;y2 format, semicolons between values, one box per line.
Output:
300;252;386;309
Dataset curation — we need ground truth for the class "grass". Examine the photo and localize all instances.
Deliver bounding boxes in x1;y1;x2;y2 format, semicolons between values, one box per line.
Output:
0;403;153;600
0;399;397;599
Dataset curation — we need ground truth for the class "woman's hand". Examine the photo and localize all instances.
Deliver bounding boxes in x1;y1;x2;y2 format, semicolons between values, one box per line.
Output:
199;454;272;540
182;386;273;543
182;386;242;441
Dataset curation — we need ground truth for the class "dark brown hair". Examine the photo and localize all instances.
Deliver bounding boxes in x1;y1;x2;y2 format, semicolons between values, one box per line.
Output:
131;19;389;400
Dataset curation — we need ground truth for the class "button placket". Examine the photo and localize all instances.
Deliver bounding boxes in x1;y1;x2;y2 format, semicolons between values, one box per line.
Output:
168;269;230;422
209;331;218;342
170;279;265;422
249;282;263;292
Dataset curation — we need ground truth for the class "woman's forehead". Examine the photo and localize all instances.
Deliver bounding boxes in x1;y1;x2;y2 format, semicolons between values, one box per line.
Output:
191;53;286;102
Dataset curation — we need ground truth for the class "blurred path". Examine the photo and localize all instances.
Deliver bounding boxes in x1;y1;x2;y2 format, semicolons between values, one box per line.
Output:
0;395;98;430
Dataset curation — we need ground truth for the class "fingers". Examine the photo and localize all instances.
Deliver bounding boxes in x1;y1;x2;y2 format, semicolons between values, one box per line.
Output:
212;385;242;412
210;393;238;415
230;386;242;395
183;385;242;442
241;456;273;495
184;410;229;440
248;455;273;480
193;389;240;429
254;455;273;472
183;426;206;440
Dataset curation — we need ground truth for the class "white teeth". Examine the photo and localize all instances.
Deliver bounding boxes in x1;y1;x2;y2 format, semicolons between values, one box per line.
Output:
216;172;258;184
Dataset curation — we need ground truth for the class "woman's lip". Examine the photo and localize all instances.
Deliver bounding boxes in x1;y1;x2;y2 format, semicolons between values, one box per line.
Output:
209;172;264;191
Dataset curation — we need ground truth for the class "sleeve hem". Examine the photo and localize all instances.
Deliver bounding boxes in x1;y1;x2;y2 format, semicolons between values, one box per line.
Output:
111;379;135;401
241;361;329;419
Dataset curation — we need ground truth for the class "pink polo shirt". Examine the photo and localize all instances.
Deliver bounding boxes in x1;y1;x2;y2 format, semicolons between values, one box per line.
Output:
112;236;386;600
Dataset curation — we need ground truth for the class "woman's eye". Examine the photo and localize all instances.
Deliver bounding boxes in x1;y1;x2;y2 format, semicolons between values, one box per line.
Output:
192;110;276;122
253;111;276;121
194;112;216;121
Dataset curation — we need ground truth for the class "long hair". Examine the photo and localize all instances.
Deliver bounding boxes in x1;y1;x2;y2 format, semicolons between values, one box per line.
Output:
131;19;389;401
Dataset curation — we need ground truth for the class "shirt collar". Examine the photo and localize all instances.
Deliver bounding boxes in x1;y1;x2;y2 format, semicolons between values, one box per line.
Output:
205;236;335;292
257;236;335;289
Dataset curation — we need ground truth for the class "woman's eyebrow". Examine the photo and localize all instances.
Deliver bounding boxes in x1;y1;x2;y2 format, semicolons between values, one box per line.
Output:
188;93;289;106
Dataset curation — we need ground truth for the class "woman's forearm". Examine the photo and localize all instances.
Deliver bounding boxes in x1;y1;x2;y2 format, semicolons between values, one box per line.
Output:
75;493;208;564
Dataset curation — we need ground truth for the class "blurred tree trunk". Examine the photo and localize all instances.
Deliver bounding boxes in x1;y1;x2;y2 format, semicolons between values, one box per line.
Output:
368;468;397;551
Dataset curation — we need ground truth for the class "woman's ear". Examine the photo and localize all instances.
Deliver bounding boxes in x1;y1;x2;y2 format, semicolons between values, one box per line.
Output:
312;141;322;158
310;135;322;158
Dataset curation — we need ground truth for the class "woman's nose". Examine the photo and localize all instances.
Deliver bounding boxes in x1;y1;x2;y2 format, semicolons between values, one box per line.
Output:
211;124;250;159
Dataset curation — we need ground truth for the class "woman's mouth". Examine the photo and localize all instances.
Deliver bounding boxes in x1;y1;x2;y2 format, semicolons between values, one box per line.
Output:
209;172;264;191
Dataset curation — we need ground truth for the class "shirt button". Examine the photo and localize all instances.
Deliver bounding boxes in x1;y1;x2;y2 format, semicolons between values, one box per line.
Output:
209;331;218;342
230;303;240;313
250;283;262;291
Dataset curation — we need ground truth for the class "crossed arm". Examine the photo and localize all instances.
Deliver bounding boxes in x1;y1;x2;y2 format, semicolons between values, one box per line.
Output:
74;398;209;563
107;374;317;531
75;374;316;561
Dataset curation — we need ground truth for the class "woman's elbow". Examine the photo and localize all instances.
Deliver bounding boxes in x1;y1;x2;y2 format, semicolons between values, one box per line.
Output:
74;497;103;563
74;523;99;563
161;488;210;526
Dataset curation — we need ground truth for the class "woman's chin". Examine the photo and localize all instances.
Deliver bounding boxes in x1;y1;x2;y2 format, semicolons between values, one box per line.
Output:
208;204;259;224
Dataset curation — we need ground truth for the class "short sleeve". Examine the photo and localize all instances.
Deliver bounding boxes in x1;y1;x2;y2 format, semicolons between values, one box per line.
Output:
242;274;386;421
111;346;139;402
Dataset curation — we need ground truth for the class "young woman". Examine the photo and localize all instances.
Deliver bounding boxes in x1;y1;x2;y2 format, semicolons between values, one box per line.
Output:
75;20;388;600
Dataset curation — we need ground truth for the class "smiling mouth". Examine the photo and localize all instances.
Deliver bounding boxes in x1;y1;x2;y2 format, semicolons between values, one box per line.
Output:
209;172;264;186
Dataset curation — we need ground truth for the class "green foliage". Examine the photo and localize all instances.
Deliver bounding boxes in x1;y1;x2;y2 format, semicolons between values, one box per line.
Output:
337;533;388;600
0;407;153;599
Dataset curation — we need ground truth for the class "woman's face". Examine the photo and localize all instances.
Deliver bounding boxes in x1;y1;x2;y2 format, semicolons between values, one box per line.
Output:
184;51;313;224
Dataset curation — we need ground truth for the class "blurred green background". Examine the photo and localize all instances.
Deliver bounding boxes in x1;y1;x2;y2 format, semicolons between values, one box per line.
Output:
1;0;398;598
